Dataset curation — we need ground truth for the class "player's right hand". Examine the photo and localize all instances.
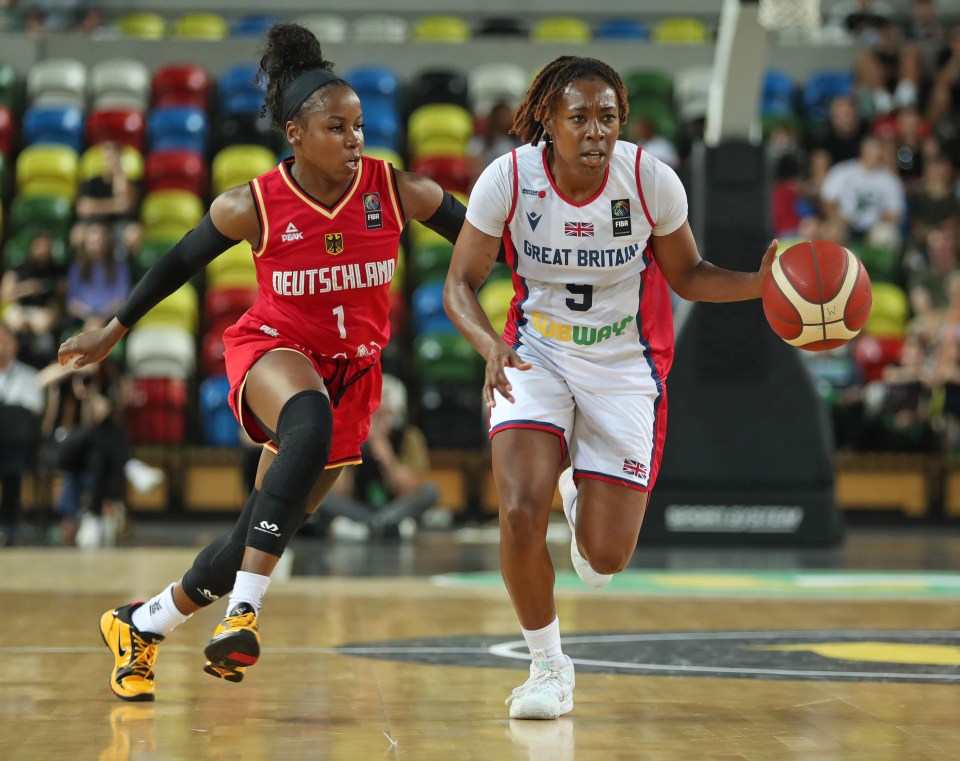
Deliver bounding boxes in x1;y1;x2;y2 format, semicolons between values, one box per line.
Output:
58;318;127;369
483;344;532;407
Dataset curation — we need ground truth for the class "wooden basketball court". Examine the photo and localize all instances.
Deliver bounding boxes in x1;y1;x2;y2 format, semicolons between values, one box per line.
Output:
1;529;959;761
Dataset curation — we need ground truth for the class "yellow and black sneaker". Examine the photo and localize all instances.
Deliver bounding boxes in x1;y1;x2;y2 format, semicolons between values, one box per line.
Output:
202;602;260;682
99;603;164;702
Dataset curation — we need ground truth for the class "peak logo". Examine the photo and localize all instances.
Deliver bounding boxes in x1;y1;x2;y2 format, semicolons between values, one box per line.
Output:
282;223;304;242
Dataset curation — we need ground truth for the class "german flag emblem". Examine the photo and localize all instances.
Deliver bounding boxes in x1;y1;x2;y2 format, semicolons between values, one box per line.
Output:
325;232;344;255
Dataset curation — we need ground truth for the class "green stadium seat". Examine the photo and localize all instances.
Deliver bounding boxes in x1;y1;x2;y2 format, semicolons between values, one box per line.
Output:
414;332;484;383
624;70;674;105
9;194;73;238
410;242;453;287
3;226;69;269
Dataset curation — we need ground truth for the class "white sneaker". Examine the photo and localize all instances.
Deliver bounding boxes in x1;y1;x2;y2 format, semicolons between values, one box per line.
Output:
125;459;165;494
76;512;103;549
558;468;612;588
506;651;575;720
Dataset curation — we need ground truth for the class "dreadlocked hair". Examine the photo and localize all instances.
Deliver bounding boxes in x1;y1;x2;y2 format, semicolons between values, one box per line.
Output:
258;23;337;129
511;56;630;146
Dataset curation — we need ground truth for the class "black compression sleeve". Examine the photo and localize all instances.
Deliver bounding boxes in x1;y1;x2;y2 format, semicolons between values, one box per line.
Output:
421;190;506;263
116;214;239;328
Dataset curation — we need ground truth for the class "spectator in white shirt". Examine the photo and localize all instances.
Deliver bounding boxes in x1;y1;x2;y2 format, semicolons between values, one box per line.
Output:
820;135;906;248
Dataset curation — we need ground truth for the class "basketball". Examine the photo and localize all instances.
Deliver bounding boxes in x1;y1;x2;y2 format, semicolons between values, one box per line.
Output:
761;240;873;352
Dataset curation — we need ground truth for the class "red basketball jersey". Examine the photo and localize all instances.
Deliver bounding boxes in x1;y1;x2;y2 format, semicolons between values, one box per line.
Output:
238;156;404;361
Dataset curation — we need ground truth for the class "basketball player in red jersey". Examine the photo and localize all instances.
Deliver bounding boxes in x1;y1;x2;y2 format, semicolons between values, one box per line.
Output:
58;24;471;702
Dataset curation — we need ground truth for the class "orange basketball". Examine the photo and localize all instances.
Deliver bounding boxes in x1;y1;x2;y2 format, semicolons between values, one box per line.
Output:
762;240;873;352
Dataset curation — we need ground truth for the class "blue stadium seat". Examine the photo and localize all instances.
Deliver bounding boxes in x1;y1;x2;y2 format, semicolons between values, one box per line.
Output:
22;105;84;153
594;19;649;40
360;98;400;150
218;63;266;117
762;69;796;116
802;70;854;122
231;14;281;37
147;106;208;154
346;66;401;103
199;374;240;446
411;280;457;334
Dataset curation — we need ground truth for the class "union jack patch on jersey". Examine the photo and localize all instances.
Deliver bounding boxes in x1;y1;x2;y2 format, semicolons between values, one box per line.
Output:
564;221;594;237
622;459;648;479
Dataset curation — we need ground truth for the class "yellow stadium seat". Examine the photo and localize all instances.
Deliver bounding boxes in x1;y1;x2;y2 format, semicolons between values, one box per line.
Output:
479;279;515;334
140;190;204;239
407;104;473;159
79;144;144;183
363;146;404;170
116;12;166;40
172;13;229;41
206;240;257;289
652;17;711;44
137;283;199;334
15;144;79;201
863;283;909;339
211;144;277;196
530;17;592;43
411;16;471;42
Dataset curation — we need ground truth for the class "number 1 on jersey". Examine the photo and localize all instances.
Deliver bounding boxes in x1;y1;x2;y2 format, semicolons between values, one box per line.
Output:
333;305;346;338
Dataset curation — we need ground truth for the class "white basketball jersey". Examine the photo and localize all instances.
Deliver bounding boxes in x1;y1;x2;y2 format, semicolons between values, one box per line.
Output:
467;141;686;392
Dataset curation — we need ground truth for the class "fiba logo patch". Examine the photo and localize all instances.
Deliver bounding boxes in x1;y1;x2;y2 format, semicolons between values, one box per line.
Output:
363;193;382;230
611;199;632;238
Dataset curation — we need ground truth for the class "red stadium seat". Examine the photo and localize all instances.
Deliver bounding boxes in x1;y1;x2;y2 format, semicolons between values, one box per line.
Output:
127;377;188;444
151;64;212;111
410;154;472;194
0;104;14;157
85;108;146;152
145;149;208;197
204;286;256;326
852;335;904;384
201;316;236;377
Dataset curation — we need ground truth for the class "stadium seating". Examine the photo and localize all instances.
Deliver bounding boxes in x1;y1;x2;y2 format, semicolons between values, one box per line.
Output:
363;146;404;170
145;149;208;197
231;14;281;38
218;64;265;117
151;65;212;111
21;105;84;153
863;283;909;338
531;17;592;43
0;61;16;111
479;279;516;334
406;69;470;114
410;155;471;194
136;284;199;334
147;107;208;154
414;332;485;384
85;108;147;152
651;17;711;43
127;377;187;444
206;241;256;289
468;63;528;115
673;66;714;123
408;242;454;287
625;70;674;105
411;16;471;42
351;15;409;43
2;226;69;269
0;104;12;157
140;189;204;240
88;59;151;112
204;285;257;327
762;69;796;116
15;144;79;201
411;280;456;334
79;144;143;184
407;104;473;159
126;326;197;379
171;13;229;41
26;59;87;109
211;144;277;196
199;374;239;445
293;14;348;42
133;236;179;278
8;194;73;239
802;70;855;123
595;19;650;40
115;12;165;40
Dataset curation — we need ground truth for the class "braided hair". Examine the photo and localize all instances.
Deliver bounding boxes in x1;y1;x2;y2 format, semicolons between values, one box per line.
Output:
257;23;340;129
511;56;630;146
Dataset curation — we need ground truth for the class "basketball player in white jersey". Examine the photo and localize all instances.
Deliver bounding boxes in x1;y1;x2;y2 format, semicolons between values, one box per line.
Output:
444;56;778;720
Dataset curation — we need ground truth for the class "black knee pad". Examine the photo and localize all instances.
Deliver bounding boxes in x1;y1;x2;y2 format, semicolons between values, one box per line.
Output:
246;391;333;556
181;489;258;607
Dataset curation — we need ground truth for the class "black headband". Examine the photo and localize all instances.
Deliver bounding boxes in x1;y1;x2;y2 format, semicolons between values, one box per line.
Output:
280;68;345;125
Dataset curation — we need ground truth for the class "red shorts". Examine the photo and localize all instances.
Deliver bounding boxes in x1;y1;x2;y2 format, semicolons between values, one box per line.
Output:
223;324;382;468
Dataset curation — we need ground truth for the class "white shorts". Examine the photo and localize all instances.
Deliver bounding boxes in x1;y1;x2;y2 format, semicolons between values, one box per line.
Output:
488;343;668;491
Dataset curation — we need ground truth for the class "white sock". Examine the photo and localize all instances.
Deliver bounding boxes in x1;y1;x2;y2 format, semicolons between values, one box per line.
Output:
521;617;564;667
131;583;191;636
229;570;271;614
